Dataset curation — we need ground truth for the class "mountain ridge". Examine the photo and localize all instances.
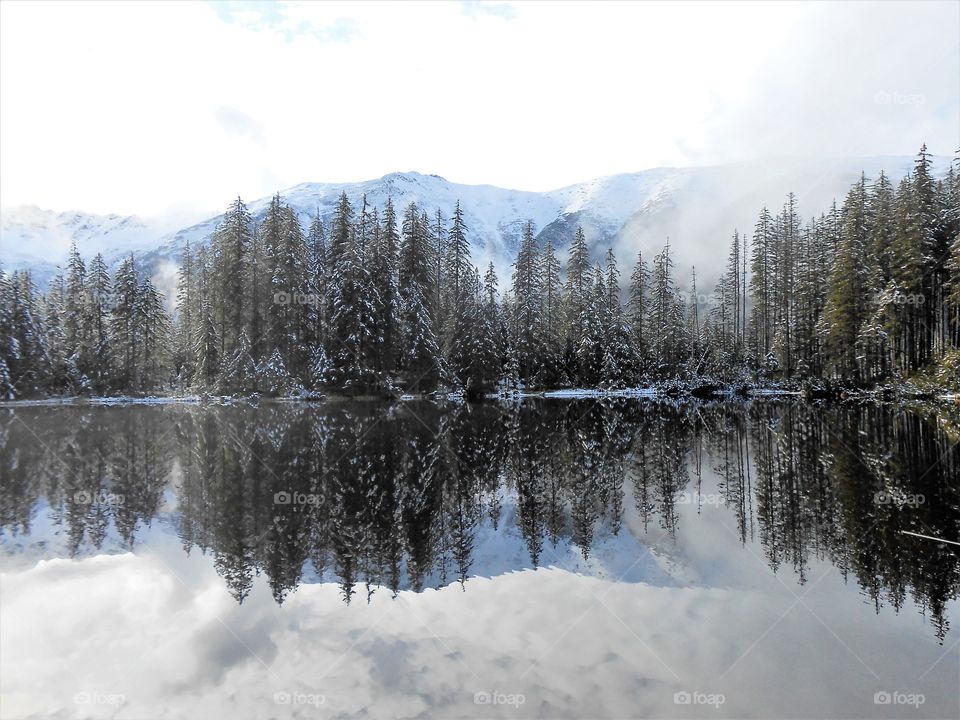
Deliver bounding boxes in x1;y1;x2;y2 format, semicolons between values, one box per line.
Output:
2;154;953;295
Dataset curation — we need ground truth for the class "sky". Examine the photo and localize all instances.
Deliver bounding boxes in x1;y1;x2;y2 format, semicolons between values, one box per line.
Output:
0;0;957;218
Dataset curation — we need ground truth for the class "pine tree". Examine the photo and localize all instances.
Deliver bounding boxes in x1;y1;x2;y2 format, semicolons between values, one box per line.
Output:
372;199;400;380
649;241;685;374
539;239;563;383
138;271;172;390
326;194;380;391
602;249;632;387
565;226;591;343
306;211;328;355
175;240;196;386
223;327;258;393
627;251;649;376
822;177;870;381
510;220;542;382
110;255;140;390
7;271;50;395
259;347;295;396
773;193;800;377
43;270;69;390
86;253;113;393
397;203;442;391
193;295;220;391
212;196;253;363
445;202;470;324
475;263;503;393
432;208;447;345
0;265;14;397
749;207;776;365
578;263;606;384
64;241;88;379
271;205;310;379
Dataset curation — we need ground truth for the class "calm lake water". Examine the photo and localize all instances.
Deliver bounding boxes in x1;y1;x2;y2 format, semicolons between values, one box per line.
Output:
0;399;957;719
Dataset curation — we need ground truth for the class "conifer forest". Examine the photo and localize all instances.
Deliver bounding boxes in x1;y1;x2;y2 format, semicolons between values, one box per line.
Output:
2;146;957;400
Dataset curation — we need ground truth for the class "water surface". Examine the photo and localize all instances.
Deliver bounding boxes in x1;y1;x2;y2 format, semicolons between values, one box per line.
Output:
1;399;957;718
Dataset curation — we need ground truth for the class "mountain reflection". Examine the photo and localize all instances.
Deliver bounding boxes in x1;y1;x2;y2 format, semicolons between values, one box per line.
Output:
1;400;957;639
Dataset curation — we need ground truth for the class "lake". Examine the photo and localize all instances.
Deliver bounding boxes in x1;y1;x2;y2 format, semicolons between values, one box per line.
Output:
0;399;957;719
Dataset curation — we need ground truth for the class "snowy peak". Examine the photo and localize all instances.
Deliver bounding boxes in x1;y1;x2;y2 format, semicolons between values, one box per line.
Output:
0;205;197;284
4;154;953;293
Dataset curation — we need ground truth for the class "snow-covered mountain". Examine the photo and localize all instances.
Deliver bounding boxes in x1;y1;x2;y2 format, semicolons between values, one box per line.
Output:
0;205;199;288
2;154;952;295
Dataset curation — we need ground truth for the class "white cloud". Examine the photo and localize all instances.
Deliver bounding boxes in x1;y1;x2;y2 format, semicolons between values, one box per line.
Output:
0;0;956;217
1;539;957;719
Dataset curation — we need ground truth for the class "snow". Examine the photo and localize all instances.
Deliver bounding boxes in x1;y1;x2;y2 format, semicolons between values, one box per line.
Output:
0;205;205;286
541;387;659;399
6;154;953;298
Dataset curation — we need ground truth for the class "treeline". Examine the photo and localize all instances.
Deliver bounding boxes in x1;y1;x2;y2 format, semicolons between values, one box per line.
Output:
0;253;170;396
1;145;957;398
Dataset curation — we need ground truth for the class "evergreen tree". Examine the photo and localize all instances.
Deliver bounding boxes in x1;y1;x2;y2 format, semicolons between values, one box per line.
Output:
822;177;870;381
306;211;328;355
64;241;88;378
175;241;196;386
510;220;542;382
110;255;140;390
627;251;650;376
326;194;380;391
749;207;776;365
397;203;442;391
371;199;400;379
211;197;253;363
649;241;686;374
85;254;113;393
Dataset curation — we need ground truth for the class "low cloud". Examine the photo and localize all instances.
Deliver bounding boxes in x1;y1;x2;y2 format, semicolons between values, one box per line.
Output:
213;106;265;146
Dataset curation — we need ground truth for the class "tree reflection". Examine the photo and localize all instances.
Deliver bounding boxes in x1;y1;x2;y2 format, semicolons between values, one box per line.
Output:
0;399;956;639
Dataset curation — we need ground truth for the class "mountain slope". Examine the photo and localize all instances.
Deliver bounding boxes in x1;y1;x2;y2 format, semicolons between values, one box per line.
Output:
2;155;952;295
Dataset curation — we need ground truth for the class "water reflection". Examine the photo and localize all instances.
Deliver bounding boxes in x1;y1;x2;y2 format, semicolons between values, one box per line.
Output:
1;400;957;640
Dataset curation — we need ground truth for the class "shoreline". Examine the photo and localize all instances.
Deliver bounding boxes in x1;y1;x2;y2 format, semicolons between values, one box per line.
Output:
1;387;956;408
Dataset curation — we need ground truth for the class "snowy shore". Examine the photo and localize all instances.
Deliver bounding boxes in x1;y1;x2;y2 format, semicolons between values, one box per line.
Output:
4;386;957;407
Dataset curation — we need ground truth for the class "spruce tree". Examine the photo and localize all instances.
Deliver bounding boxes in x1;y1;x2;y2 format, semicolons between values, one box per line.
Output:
510;220;542;382
397;202;442;391
627;251;649;377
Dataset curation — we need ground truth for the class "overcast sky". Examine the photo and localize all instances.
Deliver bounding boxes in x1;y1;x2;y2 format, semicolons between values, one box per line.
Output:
1;0;957;218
